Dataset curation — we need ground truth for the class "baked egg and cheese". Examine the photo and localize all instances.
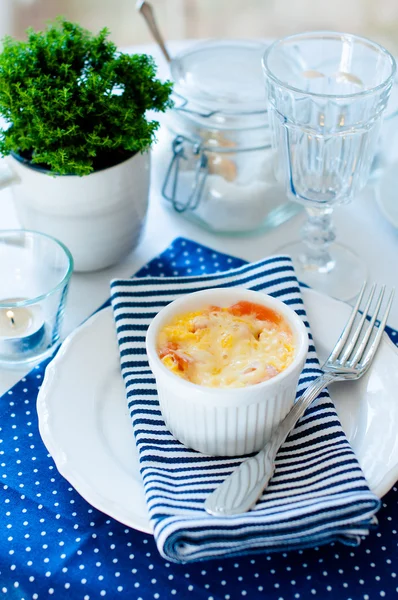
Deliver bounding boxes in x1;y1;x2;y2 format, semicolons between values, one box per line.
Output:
157;301;295;388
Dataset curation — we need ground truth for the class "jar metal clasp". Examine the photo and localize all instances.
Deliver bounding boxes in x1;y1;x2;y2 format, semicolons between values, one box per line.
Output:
162;135;208;213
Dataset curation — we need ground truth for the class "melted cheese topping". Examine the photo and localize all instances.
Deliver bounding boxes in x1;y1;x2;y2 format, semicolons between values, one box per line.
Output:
157;301;295;388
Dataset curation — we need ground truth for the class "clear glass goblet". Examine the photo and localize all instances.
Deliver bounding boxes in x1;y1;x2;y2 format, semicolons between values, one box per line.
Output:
262;32;396;300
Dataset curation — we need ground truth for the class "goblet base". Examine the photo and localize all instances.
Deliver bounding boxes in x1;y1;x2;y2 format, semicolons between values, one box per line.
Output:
278;241;367;302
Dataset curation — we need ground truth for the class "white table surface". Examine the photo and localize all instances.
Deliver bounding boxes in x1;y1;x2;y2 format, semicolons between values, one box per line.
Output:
1;40;398;395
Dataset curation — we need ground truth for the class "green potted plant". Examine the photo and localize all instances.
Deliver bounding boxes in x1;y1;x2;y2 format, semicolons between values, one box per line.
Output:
0;18;172;271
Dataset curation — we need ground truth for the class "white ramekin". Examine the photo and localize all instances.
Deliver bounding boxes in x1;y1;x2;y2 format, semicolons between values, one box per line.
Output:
146;288;308;456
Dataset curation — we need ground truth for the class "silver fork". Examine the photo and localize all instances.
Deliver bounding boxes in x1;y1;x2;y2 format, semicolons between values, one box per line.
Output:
205;283;394;517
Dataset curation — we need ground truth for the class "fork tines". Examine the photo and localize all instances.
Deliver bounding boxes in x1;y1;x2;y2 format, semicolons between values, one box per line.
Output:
329;282;394;371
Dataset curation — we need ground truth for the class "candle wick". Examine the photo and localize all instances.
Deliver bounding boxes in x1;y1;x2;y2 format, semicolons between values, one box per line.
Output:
6;310;15;327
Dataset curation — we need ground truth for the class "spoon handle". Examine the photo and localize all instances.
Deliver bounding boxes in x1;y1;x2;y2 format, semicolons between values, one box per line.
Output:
136;1;172;63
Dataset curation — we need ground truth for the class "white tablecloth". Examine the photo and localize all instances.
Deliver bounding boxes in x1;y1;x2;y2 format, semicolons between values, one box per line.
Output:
1;41;397;394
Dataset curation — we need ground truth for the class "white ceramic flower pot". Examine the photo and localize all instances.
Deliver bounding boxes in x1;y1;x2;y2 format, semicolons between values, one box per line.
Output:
0;152;150;271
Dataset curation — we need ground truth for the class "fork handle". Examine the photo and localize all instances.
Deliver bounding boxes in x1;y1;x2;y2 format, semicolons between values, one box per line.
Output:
204;372;336;516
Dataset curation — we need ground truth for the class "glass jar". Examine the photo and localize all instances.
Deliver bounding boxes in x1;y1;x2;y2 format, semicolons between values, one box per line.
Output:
156;40;299;234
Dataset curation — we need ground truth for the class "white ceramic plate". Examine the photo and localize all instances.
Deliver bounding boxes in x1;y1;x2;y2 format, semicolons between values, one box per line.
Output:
37;289;398;535
376;162;398;228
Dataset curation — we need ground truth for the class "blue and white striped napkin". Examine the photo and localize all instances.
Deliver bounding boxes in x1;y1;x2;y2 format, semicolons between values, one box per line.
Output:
110;239;380;563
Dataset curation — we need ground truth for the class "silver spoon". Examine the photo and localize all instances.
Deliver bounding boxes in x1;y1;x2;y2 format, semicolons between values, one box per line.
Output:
136;0;172;63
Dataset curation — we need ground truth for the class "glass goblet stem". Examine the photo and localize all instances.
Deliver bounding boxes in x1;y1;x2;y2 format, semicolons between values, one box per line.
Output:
299;206;336;274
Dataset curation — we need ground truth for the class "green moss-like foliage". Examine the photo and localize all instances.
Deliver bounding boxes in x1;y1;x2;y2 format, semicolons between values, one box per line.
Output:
0;18;173;175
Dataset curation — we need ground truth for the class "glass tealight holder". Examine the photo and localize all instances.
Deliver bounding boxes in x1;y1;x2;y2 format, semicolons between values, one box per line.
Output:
0;230;73;368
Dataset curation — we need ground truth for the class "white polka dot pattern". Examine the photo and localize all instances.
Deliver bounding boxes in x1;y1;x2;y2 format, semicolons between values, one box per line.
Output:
0;237;397;598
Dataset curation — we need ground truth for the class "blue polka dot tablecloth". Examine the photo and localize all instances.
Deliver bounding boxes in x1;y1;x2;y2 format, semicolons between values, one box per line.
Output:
1;237;398;600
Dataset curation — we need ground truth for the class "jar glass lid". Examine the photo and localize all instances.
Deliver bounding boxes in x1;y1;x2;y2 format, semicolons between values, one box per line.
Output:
171;39;268;114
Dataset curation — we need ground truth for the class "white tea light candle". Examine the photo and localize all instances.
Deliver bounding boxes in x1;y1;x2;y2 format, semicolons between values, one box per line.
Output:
0;305;33;335
0;298;46;357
